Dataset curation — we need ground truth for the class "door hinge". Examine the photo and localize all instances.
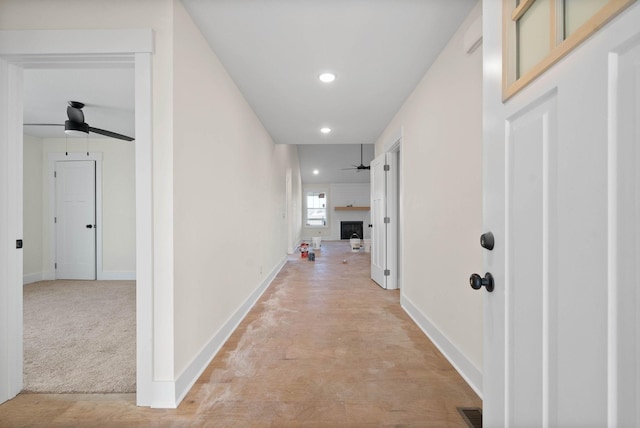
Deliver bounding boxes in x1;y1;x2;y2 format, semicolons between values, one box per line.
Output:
384;164;390;171
54;217;57;223
55;262;57;269
54;171;57;178
384;217;390;224
384;269;391;276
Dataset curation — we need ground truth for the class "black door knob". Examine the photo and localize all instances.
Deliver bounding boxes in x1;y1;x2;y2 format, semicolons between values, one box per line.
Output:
469;272;494;292
480;232;494;250
86;224;93;229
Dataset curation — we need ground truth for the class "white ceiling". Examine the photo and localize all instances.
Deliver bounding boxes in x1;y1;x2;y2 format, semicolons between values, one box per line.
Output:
23;67;135;140
298;144;375;184
20;0;476;183
182;0;477;146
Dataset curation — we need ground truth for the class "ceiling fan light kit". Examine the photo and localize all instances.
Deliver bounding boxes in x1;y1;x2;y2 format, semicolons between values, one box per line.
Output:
64;119;89;137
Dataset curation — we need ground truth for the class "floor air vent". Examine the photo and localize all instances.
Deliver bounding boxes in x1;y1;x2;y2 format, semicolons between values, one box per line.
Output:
457;407;482;428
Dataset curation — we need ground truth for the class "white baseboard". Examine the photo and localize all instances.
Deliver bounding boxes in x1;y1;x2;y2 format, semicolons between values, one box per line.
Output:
162;255;288;408
24;271;135;283
289;239;303;254
99;271;136;280
23;272;44;285
401;294;483;398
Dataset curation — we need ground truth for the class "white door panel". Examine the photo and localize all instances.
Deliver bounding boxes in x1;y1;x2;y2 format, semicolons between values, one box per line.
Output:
371;154;386;288
505;94;558;426
483;2;640;426
55;161;96;280
610;31;640;428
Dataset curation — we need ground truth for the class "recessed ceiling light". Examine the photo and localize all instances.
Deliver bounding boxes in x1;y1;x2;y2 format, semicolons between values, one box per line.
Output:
319;73;336;83
320;127;331;134
313;169;319;175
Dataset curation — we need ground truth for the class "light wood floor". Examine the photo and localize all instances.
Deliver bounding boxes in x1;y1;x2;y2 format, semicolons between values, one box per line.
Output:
0;241;481;427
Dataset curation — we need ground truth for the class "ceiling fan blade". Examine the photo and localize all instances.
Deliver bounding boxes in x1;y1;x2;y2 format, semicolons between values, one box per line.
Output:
341;167;358;170
23;123;64;126
89;126;134;142
67;105;85;123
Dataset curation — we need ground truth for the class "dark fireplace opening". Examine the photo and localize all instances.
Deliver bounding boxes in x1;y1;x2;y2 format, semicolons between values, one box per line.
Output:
341;221;364;240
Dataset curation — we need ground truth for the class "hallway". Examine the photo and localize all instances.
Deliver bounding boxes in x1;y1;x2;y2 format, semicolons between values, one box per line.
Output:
0;241;481;426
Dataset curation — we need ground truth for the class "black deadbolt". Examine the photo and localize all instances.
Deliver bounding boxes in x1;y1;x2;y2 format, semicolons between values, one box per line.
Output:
469;272;494;292
86;224;93;229
480;232;494;250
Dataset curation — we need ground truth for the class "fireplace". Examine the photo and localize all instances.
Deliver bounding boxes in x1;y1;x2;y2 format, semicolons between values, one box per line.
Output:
341;221;363;240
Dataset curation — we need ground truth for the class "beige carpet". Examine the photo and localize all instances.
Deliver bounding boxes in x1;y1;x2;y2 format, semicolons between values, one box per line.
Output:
23;280;136;393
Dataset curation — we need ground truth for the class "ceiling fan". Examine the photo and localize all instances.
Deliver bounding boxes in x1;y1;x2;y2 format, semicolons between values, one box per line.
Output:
24;101;134;142
342;144;370;171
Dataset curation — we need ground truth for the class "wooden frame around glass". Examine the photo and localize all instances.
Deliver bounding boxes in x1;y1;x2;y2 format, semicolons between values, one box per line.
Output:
502;0;636;101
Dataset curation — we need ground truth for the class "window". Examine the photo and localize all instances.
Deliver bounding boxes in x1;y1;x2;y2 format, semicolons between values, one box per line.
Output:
306;191;327;227
503;0;634;100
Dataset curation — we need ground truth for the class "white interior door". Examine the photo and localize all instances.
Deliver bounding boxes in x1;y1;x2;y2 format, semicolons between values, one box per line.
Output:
0;58;23;404
370;153;387;288
483;3;640;426
55;160;96;280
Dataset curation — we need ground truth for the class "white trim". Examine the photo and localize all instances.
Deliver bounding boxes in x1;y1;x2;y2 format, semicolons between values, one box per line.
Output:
134;52;154;406
151;381;177;409
167;257;287;408
100;271;136;281
607;49;619;428
23;272;44;285
0;30;153;56
402;294;483;398
384;141;401;291
0;29;155;407
376;127;403;291
383;126;404;153
48;153;104;280
0;59;24;402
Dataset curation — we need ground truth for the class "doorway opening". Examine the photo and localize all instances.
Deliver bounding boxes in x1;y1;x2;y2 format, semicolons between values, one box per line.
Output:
370;132;402;291
0;30;154;406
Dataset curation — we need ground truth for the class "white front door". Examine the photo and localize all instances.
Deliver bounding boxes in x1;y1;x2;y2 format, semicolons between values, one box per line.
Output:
483;3;640;427
370;153;387;288
55;160;96;280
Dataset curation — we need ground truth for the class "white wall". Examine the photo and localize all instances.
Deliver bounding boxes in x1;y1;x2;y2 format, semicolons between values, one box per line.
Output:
39;139;136;280
172;0;301;384
330;183;371;240
2;0;302;405
22;134;43;282
302;182;370;241
22;136;135;283
374;2;483;393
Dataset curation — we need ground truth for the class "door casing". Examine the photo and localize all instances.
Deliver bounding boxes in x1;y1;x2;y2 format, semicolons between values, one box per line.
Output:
0;29;155;406
370;130;403;290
